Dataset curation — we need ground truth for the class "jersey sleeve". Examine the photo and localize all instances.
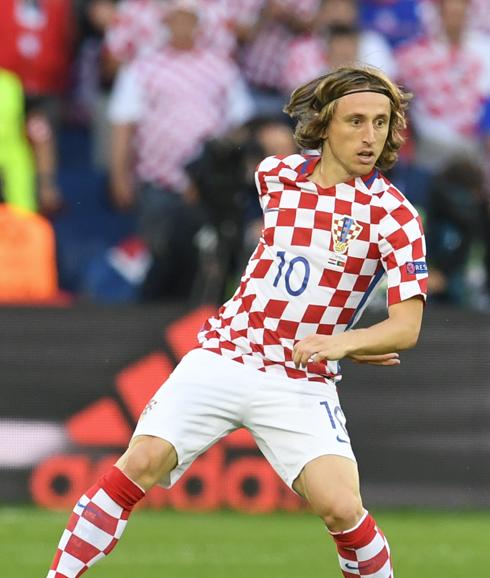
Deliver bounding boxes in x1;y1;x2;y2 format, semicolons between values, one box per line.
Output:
378;193;428;305
107;65;143;124
254;155;282;202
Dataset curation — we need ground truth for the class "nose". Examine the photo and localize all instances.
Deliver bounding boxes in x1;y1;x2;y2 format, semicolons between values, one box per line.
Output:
362;124;376;145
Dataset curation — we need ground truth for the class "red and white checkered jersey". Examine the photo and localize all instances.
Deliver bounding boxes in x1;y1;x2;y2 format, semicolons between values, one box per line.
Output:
395;33;490;142
198;154;427;384
105;0;238;62
237;0;320;90
282;31;396;94
108;47;253;191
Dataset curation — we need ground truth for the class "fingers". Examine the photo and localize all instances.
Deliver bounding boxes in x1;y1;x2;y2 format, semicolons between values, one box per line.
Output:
292;347;316;368
350;353;401;366
349;352;399;362
292;337;323;368
353;358;400;366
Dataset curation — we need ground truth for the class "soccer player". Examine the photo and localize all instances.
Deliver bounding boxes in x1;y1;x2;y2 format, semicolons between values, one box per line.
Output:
47;65;427;578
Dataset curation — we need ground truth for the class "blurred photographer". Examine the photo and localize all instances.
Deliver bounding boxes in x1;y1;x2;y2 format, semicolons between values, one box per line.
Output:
187;118;296;303
426;155;488;306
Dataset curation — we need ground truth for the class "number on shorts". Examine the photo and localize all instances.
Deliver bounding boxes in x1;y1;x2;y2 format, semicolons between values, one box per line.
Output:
273;251;310;296
320;400;350;444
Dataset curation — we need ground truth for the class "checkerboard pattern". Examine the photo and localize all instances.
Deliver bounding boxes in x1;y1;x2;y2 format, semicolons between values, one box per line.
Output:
332;511;393;578
198;154;427;384
110;45;247;193
239;0;320;89
47;467;144;577
396;32;490;140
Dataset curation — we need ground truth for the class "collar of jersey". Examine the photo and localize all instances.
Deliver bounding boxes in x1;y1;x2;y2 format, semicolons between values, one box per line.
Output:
297;155;378;194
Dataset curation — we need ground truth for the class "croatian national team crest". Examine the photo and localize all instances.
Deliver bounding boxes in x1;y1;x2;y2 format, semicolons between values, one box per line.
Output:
331;216;363;254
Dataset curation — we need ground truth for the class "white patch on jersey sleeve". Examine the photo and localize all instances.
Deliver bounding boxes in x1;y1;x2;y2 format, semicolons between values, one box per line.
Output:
258;156;282;172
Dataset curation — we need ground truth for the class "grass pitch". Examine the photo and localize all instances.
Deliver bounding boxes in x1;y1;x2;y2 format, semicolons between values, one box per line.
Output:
0;507;488;577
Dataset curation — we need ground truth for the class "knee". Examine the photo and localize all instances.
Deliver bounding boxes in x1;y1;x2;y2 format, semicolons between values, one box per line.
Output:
116;436;177;490
314;492;364;532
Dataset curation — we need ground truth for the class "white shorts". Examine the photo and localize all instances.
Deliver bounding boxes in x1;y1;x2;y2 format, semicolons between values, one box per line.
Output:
133;348;356;489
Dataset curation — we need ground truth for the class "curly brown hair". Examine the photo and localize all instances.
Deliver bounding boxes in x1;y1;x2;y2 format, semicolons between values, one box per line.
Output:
283;66;412;171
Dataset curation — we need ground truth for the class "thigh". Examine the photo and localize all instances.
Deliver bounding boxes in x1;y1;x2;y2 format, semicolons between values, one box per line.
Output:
133;348;252;487
247;376;357;489
293;454;360;506
294;455;364;531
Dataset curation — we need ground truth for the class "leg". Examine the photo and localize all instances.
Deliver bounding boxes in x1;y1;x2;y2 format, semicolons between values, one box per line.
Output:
293;455;363;532
47;435;176;577
48;348;249;577
115;434;177;489
294;456;393;577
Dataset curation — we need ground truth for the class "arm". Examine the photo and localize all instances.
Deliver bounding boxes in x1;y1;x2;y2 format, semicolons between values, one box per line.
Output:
293;297;423;368
107;65;141;210
109;122;136;210
27;112;62;214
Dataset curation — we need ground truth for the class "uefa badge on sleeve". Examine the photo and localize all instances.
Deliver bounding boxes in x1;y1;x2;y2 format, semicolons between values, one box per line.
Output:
406;261;428;275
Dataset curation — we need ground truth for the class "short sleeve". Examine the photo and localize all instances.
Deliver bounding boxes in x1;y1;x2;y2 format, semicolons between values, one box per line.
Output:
254;155;282;201
378;195;428;306
107;65;143;124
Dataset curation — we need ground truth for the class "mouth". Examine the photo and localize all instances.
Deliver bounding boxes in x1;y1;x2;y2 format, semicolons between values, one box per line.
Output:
357;151;375;165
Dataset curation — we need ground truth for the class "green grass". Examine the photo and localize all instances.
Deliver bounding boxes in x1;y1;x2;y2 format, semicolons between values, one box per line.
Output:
0;507;488;577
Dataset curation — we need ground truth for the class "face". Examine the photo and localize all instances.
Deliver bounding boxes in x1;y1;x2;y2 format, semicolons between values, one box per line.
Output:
166;9;199;49
317;0;357;28
327;34;359;69
257;124;296;156
322;91;391;181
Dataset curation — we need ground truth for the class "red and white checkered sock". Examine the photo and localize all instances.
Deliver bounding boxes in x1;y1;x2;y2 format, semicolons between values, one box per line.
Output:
330;510;393;577
47;466;145;578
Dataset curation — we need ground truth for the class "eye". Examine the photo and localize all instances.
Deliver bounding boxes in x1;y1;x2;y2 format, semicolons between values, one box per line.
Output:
351;117;361;126
375;118;387;129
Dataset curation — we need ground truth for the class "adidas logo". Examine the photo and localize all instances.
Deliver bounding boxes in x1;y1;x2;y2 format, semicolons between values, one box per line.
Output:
29;306;303;513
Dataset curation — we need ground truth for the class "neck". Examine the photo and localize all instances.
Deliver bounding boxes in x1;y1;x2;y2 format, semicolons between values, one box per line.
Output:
444;27;464;45
310;155;354;188
169;38;195;51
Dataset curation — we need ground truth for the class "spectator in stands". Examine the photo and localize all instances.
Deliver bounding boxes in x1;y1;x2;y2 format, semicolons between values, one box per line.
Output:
236;0;320;116
104;0;238;64
395;0;490;174
0;0;76;215
282;0;396;94
397;0;490;306
107;0;254;301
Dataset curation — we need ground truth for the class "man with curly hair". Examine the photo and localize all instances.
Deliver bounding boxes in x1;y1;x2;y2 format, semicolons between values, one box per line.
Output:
47;66;427;578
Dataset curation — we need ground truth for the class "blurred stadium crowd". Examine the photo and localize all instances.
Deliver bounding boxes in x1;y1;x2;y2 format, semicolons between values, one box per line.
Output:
1;0;490;309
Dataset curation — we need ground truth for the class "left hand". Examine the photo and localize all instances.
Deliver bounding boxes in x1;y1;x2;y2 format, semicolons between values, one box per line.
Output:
292;334;350;368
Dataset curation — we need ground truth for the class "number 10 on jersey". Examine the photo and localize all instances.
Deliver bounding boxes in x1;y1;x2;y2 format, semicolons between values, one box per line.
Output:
273;251;310;296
